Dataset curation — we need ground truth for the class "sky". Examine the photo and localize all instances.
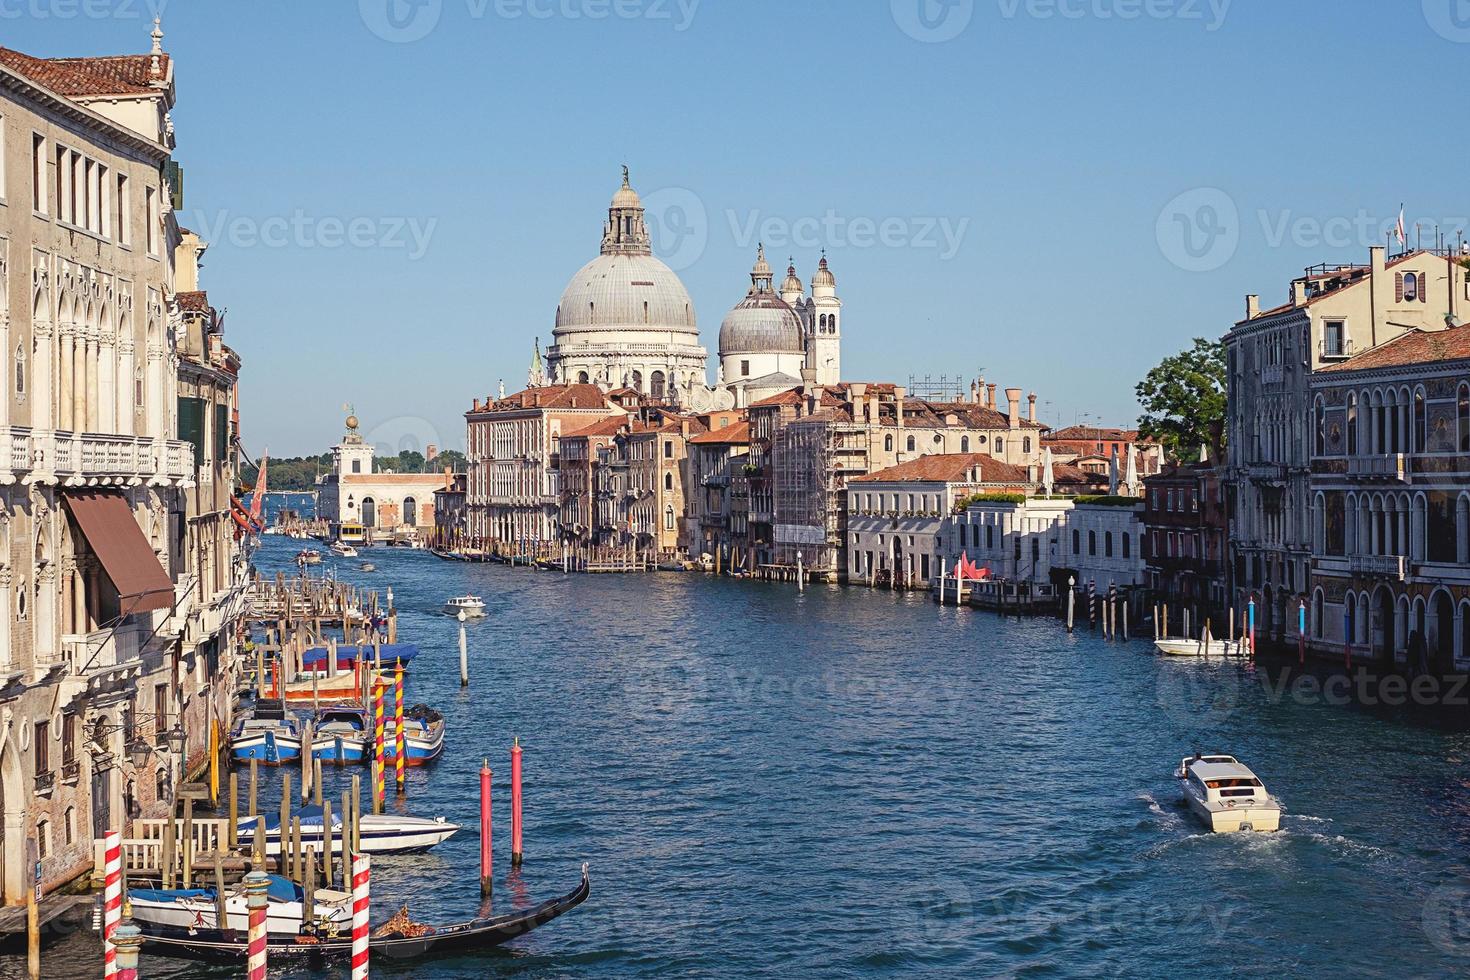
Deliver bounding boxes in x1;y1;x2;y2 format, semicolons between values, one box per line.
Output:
8;0;1469;456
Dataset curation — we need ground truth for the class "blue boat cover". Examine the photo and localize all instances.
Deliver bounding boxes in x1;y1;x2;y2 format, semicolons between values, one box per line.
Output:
130;875;300;904
239;805;341;833
300;643;418;665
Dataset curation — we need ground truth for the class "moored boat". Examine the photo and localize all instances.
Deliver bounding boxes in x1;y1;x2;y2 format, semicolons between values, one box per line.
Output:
381;705;445;766
230;701;302;765
239;805;460;856
128;875;350;936
308;706;371;765
1154;636;1245;657
295;549;322;566
1176;754;1282;832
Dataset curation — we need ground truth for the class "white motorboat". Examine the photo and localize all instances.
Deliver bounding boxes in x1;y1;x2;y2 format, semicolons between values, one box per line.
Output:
1176;754;1282;833
127;875;350;936
444;595;487;617
238;805;459;855
1154;636;1245;657
329;541;358;558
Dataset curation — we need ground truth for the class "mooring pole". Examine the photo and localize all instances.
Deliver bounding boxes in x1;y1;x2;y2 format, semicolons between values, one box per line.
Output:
394;659;406;794
459;611;469;688
480;761;493;896
511;739;523;868
245;869;270;980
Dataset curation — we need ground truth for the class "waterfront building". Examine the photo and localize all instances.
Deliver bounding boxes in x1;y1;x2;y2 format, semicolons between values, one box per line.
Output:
556;413;628;553
431;471;467;551
1060;500;1145;593
1225;246;1469;642
1307;325;1470;669
685;419;750;562
464;383;622;554
601;409;704;561
755;378;1047;578
316;413;443;544
1141;461;1228;618
848;454;1033;587
951;493;1143;595
0;31;231;900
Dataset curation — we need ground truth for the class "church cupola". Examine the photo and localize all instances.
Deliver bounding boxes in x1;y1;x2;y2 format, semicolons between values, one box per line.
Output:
750;243;774;294
781;258;804;305
602;165;652;256
811;253;837;295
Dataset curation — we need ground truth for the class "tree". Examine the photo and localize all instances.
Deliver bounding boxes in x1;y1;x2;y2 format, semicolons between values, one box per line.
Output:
1135;338;1227;463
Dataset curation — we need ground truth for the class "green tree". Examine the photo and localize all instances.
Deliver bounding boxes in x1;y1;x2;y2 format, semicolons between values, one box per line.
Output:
1135;338;1227;463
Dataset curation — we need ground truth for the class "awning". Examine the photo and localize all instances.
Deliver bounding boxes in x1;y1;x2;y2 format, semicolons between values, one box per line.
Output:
63;491;175;616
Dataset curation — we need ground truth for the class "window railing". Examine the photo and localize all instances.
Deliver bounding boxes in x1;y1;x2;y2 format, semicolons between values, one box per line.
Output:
34;770;54;793
1320;337;1354;360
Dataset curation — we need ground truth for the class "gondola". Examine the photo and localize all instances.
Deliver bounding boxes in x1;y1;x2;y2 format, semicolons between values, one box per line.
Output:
133;864;590;963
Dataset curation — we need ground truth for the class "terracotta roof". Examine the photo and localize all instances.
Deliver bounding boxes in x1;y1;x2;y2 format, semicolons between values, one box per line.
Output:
341;473;448;486
749;388;804;408
176;291;209;313
1046;425;1148;442
472;384;616;414
560;415;629;440
1052;463;1109;487
689;421;750;445
1238;251;1458;325
0;47;169;97
1319;327;1470;373
853;453;1032;484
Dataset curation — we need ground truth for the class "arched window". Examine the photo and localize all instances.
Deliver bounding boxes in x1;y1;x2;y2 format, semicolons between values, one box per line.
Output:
1460;384;1470;453
664;505;675;530
1122;533;1130;559
1314;396;1326;456
960;436;970;452
577;371;589;384
1404;272;1419;302
995;437;1005;455
906;435;916;452
884;434;893;452
664;472;673;491
650;371;666;401
361;497;376;527
1088;530;1096;555
1104;531;1113;558
1414;387;1426;453
1347;392;1358;455
1072;529;1080;554
402;497;417;526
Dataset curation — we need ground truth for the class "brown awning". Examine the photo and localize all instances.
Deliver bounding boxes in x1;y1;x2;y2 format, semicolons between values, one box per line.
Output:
63;491;175;616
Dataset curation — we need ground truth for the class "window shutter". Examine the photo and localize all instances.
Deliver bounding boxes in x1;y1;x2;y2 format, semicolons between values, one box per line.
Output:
1395;273;1404;303
1422;274;1429;302
215;403;229;461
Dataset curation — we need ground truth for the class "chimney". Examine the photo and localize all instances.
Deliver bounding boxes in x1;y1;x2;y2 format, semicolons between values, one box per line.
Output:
1005;388;1021;429
986;383;997;410
680;418;690;438
1290;279;1310;307
426;444;438;462
895;385;906;430
1027;463;1037;483
1246;294;1259;319
1027;393;1037;423
1370;244;1386;275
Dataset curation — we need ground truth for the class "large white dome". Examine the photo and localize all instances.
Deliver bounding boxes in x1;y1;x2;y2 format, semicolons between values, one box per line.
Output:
554;252;697;338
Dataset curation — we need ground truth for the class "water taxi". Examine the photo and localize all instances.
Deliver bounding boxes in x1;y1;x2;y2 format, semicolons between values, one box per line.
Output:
444;595;487;617
1176;754;1282;832
239;805;460;855
128;875;351;936
294;549;322;567
337;522;367;546
1154;636;1245;657
329;540;358;558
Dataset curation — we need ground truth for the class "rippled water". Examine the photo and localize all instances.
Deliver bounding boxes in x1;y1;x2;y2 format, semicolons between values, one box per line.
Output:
15;524;1470;977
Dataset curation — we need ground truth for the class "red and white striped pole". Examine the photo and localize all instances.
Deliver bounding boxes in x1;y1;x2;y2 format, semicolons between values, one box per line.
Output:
102;829;121;980
350;853;371;980
511;739;523;868
373;679;386;811
244;870;270;980
479;761;492;897
394;659;406;793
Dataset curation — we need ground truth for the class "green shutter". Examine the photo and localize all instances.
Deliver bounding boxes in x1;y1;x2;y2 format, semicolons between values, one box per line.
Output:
177;397;204;467
215;403;229;461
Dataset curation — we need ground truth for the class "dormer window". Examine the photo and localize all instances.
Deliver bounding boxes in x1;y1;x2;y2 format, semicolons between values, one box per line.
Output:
1397;271;1424;303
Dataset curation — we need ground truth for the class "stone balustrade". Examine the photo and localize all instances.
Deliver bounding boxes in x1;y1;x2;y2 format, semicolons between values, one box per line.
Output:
0;426;194;486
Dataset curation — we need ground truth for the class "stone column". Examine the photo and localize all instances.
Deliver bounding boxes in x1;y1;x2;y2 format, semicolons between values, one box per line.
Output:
116;340;135;437
85;328;99;433
98;333;116;433
31;320;53;433
0;569;11;672
34;562;57;670
57;321;75;432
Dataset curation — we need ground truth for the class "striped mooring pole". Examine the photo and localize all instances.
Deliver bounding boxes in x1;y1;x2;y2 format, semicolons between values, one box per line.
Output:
245;869;270;980
102;829;121;980
112;908;142;980
373;679;386;810
394;659;406;792
351;853;371;979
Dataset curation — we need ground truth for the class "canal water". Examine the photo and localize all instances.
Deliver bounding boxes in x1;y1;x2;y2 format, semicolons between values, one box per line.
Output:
15;525;1470;977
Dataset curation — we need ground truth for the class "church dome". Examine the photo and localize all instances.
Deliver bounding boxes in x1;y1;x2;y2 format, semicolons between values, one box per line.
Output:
812;254;836;289
719;245;804;355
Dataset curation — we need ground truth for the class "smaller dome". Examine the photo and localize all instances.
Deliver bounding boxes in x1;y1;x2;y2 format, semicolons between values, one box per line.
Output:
782;261;803;296
812;255;835;288
752;243;772;280
611;166;641;209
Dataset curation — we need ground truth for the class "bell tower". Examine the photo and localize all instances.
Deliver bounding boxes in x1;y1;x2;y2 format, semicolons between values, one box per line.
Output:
808;253;842;385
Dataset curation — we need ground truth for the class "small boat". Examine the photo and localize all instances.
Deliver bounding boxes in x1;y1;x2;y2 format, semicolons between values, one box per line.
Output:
655;560;690;572
230;701;302;765
300;643;420;674
360;562;377;572
308;706;371;765
128;875;351;936
1154;633;1245;657
295;549;322;566
1176;754;1282;833
329;541;358;558
129;865;590;963
267;662;378;704
382;705;445;766
444;595;486;617
239;805;459;856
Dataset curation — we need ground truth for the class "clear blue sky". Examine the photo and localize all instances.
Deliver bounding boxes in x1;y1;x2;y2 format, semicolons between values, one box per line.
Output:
10;0;1467;456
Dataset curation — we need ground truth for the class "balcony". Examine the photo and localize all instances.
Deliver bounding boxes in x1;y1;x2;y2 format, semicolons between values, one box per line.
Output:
33;770;54;794
60;624;144;675
1320;337;1355;361
0;427;195;487
1260;364;1286;386
1349;554;1406;580
1246;462;1287;483
61;759;80;784
1346;453;1408;482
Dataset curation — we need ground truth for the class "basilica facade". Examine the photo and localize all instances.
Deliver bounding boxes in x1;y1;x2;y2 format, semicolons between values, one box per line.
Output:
540;171;843;407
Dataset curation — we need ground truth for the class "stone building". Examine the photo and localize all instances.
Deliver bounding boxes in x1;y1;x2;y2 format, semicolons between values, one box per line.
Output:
598;410;704;561
1224;246;1468;642
1306;325;1470;670
719;247;843;407
685;418;750;562
431;471;467;551
0;31;232;900
848;453;1033;587
316;413;444;543
463;384;622;553
556;413;628;554
1141;461;1228;618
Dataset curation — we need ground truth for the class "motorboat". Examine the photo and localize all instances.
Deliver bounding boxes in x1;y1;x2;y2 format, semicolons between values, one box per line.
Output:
229;701;302;765
359;562;377;572
1154;636;1245;657
238;805;460;855
382;705;446;766
329;541;358;558
128;875;351;936
308;706;371;766
294;549;322;567
300;643;419;675
1175;754;1282;832
444;595;487;617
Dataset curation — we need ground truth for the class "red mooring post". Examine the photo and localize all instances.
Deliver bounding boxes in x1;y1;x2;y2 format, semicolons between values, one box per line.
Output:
479;761;493;897
511;739;523;867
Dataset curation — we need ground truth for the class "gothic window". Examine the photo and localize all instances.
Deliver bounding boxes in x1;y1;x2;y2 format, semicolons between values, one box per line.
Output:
13;342;22;396
664;506;675;530
1347;392;1358;455
906;435;915;452
664;472;673;491
1459;384;1470;453
1414;387;1426;453
961;436;969;452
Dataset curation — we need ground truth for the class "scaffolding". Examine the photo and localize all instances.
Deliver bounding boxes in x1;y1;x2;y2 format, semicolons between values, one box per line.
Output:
907;373;972;403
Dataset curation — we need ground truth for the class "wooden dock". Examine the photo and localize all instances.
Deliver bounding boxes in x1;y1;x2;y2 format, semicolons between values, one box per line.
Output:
0;895;92;939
